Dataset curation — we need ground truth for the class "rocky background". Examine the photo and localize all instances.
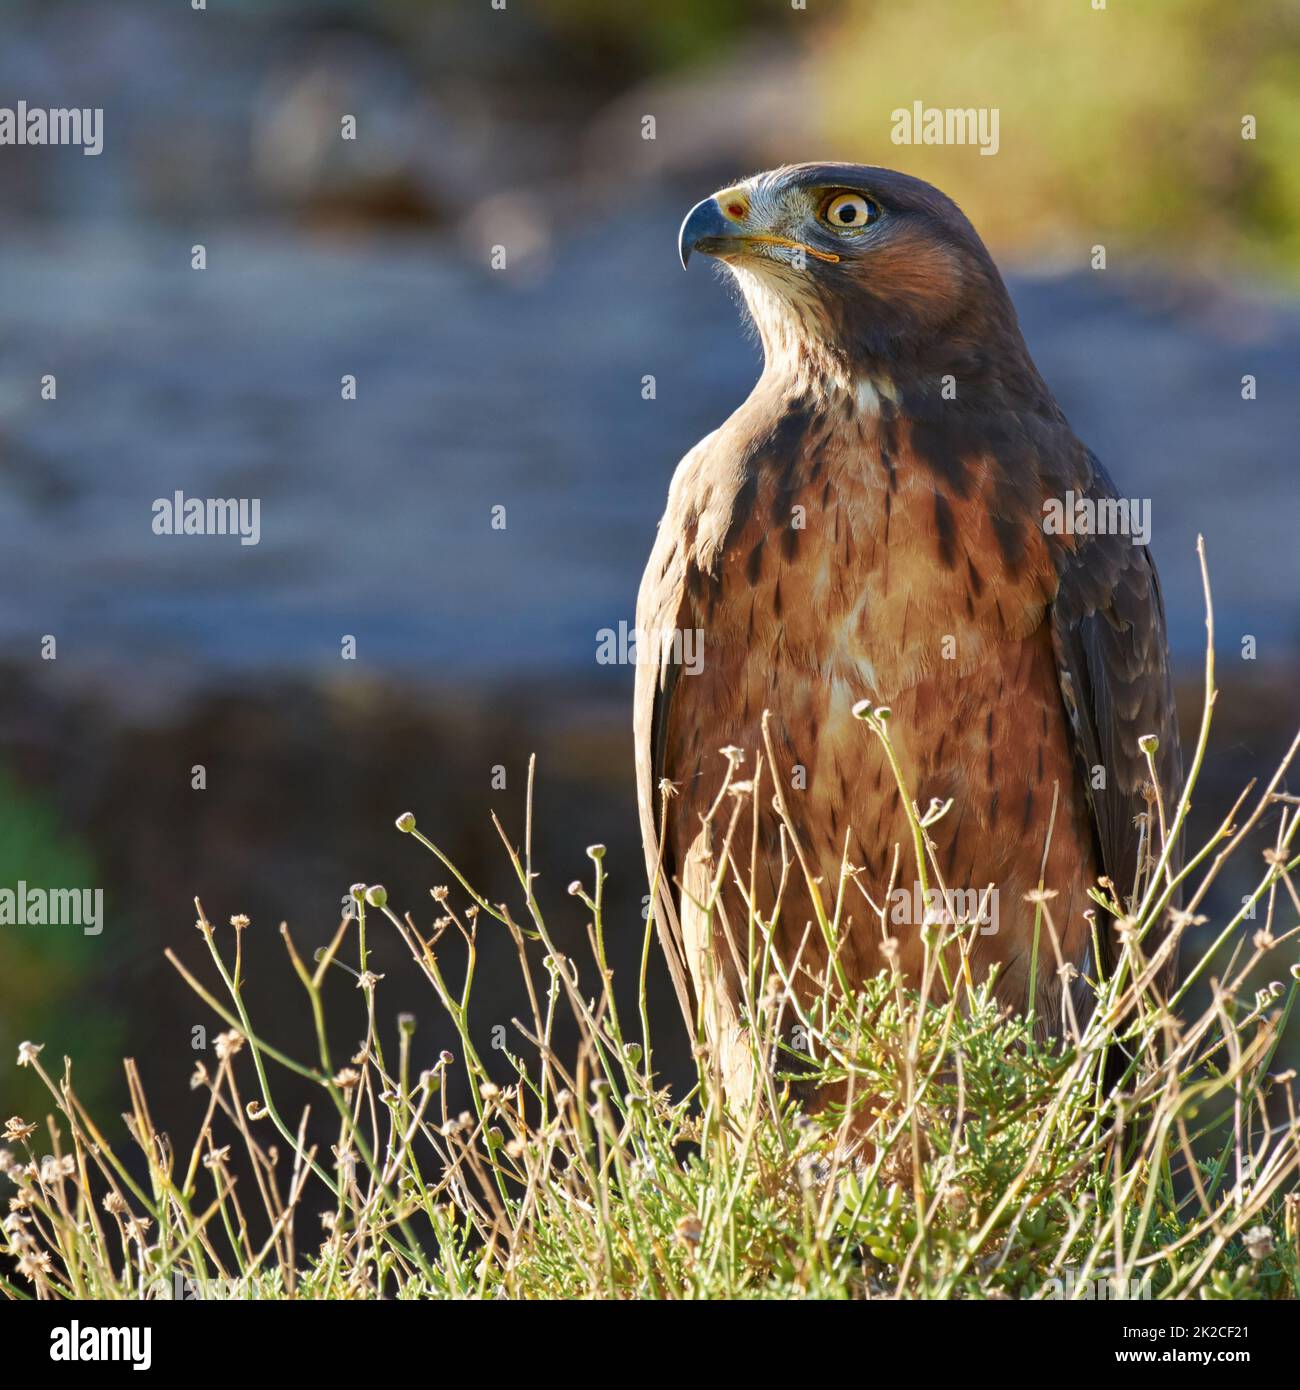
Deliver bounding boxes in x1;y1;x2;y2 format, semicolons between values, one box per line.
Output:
0;1;1297;1146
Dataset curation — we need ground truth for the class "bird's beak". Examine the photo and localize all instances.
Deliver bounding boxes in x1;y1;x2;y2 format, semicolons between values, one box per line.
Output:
678;193;741;270
678;186;841;270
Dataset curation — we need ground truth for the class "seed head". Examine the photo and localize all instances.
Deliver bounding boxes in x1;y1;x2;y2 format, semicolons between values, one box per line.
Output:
1243;1225;1274;1262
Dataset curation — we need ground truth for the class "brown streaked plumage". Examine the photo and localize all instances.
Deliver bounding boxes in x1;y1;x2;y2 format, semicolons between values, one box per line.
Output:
634;164;1182;1104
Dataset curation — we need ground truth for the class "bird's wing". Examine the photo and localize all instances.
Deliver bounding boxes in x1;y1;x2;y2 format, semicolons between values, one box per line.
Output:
1047;452;1183;984
633;446;706;1034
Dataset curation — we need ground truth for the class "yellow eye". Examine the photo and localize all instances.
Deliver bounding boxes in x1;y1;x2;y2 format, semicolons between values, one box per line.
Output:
823;193;878;230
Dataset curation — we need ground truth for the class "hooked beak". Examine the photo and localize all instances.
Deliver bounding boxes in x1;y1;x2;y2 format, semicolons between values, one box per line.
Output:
678;195;734;269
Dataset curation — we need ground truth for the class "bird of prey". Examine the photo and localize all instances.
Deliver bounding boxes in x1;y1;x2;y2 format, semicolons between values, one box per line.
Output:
634;163;1181;1103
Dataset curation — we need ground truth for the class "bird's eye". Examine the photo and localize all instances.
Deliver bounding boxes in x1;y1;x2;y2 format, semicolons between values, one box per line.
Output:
822;193;878;230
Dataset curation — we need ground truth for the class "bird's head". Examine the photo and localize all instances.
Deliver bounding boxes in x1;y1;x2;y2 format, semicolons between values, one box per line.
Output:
679;162;1033;402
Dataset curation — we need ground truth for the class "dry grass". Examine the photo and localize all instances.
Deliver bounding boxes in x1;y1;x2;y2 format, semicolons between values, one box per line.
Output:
3;542;1299;1300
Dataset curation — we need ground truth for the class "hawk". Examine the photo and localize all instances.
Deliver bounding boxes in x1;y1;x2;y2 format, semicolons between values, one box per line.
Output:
634;163;1181;1102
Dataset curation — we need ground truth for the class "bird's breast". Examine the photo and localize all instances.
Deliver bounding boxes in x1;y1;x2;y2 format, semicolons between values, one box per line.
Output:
655;393;1096;992
681;397;1054;703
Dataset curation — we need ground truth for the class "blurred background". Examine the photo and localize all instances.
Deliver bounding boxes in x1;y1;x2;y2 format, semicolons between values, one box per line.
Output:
1;0;1298;1145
